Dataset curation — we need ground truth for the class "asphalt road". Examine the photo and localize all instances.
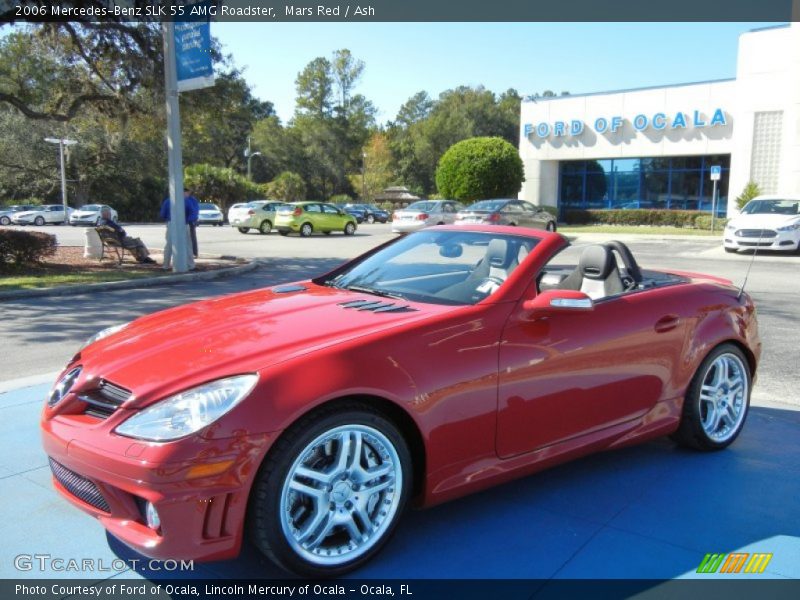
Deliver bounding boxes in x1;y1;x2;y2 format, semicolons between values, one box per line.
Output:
1;224;798;409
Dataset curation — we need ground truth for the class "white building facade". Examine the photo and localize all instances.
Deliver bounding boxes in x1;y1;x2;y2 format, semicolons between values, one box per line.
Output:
519;23;800;218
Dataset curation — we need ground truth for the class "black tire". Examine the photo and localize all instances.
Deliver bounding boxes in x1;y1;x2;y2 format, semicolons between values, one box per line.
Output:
0;217;9;226
238;227;250;234
344;222;356;236
279;230;289;236
366;214;375;224
724;247;737;254
248;403;412;577
300;223;313;237
323;231;331;235
671;343;751;451
546;221;557;232
259;220;272;235
34;216;45;226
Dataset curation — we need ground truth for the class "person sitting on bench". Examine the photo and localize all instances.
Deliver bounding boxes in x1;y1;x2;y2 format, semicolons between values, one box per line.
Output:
97;207;156;264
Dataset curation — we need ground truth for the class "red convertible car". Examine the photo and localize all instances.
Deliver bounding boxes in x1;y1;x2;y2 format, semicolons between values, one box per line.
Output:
41;225;760;576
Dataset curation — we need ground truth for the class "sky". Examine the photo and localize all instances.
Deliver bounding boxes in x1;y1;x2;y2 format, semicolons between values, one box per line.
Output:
213;22;782;124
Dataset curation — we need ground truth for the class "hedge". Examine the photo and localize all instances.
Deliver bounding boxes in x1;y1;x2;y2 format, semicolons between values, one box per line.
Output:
0;230;57;269
564;209;726;229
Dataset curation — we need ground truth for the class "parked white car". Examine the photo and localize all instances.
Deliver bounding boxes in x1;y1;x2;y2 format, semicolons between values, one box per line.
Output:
0;204;37;225
69;204;118;226
724;195;800;253
12;204;73;226
198;202;224;226
391;200;464;233
228;200;288;234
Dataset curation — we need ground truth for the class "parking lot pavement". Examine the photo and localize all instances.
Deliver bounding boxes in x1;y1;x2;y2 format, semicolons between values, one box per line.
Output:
1;380;798;580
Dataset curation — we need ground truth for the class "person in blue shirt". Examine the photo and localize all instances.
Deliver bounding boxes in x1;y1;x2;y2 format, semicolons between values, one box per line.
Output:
160;189;198;269
97;207;155;264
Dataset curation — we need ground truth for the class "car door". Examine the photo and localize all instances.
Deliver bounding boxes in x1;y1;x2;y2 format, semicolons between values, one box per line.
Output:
496;271;686;458
48;206;64;223
441;202;458;224
519;201;548;229
500;201;523;226
321;203;344;231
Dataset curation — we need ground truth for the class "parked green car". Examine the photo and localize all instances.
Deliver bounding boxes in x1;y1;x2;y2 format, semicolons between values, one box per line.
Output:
228;200;288;234
275;201;358;237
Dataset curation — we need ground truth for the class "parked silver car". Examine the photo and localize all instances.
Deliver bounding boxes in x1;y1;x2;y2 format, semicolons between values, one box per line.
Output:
455;199;557;231
0;204;37;226
198;202;224;226
228;200;288;234
11;204;73;226
69;204;118;226
391;200;464;233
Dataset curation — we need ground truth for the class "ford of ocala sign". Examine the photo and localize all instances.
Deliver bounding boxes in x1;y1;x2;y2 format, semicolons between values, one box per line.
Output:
524;108;727;139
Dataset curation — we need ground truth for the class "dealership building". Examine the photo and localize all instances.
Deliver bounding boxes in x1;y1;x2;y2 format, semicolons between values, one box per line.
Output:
519;23;800;218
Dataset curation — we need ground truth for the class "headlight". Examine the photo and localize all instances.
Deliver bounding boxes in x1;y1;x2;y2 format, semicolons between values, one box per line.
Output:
47;366;82;407
115;374;259;441
80;322;129;351
777;223;800;232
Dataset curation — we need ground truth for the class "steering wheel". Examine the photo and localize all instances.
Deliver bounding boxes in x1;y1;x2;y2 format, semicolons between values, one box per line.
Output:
471;276;505;302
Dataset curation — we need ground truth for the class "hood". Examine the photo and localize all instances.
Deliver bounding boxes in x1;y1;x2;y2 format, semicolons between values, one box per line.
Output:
75;283;440;407
72;210;98;216
728;213;800;229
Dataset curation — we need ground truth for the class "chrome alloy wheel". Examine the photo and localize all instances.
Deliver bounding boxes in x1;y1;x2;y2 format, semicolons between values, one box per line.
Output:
699;353;748;443
279;425;402;566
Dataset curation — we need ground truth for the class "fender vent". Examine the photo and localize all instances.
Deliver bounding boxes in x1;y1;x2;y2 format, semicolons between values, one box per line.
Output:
339;299;417;313
79;379;132;419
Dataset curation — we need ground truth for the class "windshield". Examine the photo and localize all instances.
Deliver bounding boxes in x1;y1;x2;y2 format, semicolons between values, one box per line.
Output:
321;230;538;305
467;200;507;212
200;203;218;210
741;199;800;216
82;204;102;211
246;201;268;208
405;201;437;212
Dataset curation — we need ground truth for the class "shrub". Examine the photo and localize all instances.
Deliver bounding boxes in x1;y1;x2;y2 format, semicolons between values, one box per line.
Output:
564;209;719;228
264;171;306;202
183;164;260;211
435;137;524;202
735;181;762;210
0;230;57;269
694;215;729;230
329;194;352;205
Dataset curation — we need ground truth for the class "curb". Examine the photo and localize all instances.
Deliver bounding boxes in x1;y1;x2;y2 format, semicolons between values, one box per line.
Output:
0;259;260;302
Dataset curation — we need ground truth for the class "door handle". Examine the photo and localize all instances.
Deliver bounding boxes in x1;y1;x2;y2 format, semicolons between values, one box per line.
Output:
654;314;680;333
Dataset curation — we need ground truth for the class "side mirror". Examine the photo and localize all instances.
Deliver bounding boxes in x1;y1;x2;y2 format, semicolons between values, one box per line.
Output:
522;289;594;313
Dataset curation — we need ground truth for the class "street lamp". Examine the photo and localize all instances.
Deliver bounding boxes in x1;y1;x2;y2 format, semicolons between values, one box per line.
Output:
244;135;262;181
361;151;367;201
44;137;77;219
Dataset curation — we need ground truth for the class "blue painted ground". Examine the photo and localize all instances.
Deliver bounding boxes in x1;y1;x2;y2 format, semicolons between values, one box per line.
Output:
2;382;798;581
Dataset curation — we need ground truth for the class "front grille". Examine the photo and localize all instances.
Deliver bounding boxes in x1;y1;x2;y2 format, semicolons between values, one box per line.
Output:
49;458;110;512
79;379;132;419
736;229;776;238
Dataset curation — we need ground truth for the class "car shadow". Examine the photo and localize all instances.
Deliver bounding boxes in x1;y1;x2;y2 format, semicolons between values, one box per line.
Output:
109;405;800;582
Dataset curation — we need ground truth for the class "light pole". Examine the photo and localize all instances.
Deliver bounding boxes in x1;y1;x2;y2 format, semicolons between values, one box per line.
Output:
244;136;262;181
44;137;77;219
361;151;367;201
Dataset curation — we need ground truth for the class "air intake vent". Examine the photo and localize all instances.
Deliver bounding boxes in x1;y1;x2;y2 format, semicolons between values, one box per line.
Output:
272;284;307;293
49;458;110;512
338;299;417;313
79;379;132;419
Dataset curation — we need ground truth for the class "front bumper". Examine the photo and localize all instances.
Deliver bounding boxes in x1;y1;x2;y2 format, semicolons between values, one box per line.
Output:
724;230;800;251
70;218;99;226
198;216;223;225
41;412;274;562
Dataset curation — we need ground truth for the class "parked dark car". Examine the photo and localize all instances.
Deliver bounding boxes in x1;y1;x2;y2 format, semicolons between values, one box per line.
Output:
344;203;390;224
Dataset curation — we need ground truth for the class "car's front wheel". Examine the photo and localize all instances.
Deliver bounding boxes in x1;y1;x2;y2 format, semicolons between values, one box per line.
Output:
344;222;356;236
237;227;250;234
546;221;557;232
672;343;751;451
249;405;411;577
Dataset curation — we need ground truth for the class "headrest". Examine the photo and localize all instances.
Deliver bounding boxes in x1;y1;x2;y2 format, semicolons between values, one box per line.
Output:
578;245;615;280
486;239;511;268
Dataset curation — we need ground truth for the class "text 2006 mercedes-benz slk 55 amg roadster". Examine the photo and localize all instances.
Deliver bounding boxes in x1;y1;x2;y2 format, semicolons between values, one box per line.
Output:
41;225;760;576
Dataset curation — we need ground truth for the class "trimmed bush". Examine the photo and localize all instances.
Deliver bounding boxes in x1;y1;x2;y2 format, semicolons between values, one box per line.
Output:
564;209;720;229
435;137;524;202
694;215;729;230
0;230;57;269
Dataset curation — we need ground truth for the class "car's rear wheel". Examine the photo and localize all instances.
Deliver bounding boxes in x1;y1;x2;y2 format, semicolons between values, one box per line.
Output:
238;227;250;234
259;220;272;235
0;216;9;226
300;223;313;237
248;405;411;577
34;216;45;226
672;343;751;451
344;222;356;236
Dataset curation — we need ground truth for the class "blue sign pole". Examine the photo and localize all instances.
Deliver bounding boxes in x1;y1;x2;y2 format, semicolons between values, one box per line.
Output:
710;165;721;233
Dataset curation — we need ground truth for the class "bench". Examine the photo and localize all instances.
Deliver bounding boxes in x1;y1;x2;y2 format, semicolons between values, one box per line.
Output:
95;226;135;265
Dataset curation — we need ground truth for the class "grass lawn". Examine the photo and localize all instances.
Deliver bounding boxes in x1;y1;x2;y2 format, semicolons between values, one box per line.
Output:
559;225;723;236
0;268;167;292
